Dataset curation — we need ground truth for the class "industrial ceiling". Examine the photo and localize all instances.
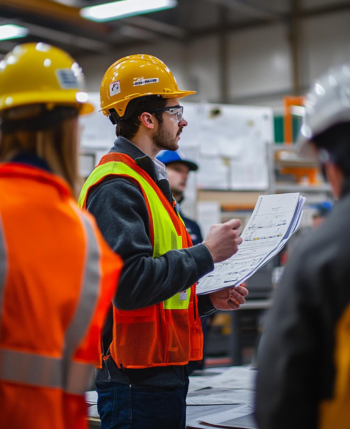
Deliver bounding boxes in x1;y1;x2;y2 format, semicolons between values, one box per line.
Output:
1;0;350;58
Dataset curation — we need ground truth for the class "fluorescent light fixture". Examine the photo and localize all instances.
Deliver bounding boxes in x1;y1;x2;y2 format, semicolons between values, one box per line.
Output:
80;0;177;22
0;24;29;41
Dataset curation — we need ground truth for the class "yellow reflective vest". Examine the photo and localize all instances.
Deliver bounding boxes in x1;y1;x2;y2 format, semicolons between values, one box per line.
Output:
79;152;203;368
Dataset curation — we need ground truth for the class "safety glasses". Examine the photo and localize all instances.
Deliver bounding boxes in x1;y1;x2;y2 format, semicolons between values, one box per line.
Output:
150;105;184;122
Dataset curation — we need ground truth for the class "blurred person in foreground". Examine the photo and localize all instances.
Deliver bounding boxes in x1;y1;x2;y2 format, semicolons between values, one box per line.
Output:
79;54;248;429
255;63;350;429
0;43;122;429
156;149;208;374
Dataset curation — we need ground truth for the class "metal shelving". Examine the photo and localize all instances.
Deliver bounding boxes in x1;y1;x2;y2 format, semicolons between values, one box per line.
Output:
268;143;332;201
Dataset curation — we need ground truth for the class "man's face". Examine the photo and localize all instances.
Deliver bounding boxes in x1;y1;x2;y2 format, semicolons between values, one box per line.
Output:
166;162;190;201
152;98;188;152
312;214;325;228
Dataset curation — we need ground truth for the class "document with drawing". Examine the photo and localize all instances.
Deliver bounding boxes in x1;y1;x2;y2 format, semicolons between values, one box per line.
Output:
197;193;306;295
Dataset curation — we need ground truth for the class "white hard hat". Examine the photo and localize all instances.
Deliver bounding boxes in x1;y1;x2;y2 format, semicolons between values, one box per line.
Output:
297;63;350;158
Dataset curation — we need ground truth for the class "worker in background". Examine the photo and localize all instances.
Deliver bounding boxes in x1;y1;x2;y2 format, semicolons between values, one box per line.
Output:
156;149;202;245
312;200;333;227
0;43;123;429
156;149;209;374
79;54;248;429
255;63;350;429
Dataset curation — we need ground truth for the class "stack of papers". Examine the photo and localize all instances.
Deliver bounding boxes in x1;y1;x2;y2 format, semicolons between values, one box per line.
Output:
186;366;257;429
188;366;256;393
197;193;306;295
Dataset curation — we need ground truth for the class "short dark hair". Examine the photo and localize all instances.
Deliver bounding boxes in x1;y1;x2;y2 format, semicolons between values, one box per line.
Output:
115;95;168;140
313;122;350;177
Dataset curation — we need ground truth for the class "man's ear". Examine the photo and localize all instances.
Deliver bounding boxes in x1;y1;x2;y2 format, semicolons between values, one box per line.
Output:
140;112;155;129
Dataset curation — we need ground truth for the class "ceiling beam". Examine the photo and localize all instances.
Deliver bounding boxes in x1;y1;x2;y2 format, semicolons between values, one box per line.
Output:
117;24;158;41
123;15;188;40
0;16;113;52
300;1;350;18
1;0;110;35
0;40;18;55
202;0;283;20
190;1;350;38
23;21;112;51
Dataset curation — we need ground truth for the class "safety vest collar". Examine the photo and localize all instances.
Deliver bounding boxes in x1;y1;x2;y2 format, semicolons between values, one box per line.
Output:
0;162;72;198
85;153;185;237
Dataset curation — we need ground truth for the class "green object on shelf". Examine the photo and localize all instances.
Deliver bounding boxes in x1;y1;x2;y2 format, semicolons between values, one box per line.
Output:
274;115;303;143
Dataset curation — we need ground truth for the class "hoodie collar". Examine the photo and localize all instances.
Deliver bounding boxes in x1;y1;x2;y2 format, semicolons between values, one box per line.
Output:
109;136;173;203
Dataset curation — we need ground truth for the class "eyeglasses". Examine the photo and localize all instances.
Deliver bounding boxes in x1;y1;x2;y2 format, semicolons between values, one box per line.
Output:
150;105;184;123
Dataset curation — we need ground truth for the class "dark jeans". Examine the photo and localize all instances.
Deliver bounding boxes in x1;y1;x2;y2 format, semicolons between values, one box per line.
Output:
96;380;189;429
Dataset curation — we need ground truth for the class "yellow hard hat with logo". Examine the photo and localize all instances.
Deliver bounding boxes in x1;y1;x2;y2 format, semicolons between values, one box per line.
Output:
100;54;196;118
0;42;93;115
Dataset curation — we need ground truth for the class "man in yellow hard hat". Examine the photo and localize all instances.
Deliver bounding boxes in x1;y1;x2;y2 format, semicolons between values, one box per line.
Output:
79;54;248;429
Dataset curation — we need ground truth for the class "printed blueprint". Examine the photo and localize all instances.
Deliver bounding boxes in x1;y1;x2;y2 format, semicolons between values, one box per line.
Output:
197;193;305;295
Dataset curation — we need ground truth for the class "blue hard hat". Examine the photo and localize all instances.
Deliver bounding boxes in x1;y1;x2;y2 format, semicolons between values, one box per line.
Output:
156;150;198;171
313;201;333;217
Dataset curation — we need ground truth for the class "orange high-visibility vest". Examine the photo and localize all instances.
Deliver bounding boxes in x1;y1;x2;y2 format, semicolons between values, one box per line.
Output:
0;162;123;429
319;303;350;429
79;153;203;369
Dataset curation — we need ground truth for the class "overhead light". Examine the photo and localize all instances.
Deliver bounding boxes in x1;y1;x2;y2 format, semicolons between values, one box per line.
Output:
80;0;177;22
0;24;29;41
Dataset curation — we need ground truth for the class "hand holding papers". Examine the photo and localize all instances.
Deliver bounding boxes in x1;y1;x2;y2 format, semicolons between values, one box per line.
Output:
197;193;306;295
209;285;249;310
203;219;243;263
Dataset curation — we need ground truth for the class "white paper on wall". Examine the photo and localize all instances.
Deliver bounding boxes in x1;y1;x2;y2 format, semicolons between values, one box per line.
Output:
196;156;229;190
79;153;96;178
198;105;245;158
197;201;221;238
180;102;273;190
230;159;268;190
79;92;115;150
80;96;273;191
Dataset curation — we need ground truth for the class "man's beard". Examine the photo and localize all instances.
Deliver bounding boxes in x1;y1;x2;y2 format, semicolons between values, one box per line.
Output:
153;122;179;151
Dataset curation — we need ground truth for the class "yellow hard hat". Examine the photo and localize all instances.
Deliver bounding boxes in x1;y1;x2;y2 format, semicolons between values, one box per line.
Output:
100;54;196;118
0;42;94;115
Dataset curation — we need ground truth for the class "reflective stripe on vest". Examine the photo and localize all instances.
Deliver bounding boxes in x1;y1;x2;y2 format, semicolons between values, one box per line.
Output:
79;157;191;310
0;205;102;395
63;202;103;394
0;348;62;388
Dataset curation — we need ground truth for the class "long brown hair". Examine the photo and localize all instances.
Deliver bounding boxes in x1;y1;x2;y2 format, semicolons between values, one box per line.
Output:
0;104;79;195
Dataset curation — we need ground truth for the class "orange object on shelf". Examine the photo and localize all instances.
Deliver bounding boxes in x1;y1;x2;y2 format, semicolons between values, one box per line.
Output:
221;204;255;211
281;166;319;185
284;96;304;145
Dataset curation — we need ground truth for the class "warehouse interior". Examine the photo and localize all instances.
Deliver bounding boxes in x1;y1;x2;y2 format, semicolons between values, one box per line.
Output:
1;0;350;109
1;1;350;428
1;0;348;375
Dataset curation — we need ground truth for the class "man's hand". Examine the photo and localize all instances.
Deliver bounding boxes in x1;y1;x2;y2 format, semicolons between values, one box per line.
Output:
209;285;248;310
203;219;242;263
